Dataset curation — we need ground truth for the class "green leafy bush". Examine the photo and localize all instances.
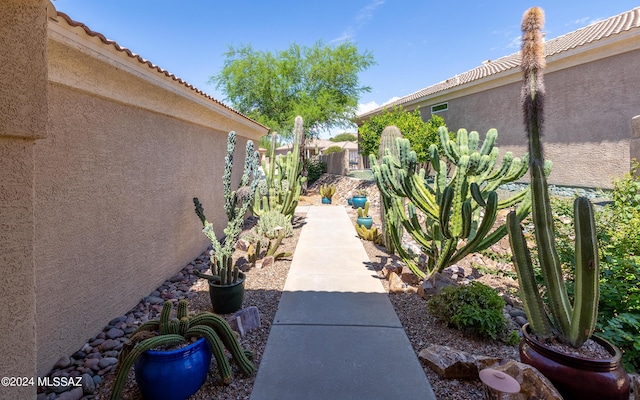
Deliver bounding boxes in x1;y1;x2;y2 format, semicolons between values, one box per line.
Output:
597;313;640;372
358;105;446;163
323;146;344;155
256;210;293;239
305;158;325;186
427;282;507;340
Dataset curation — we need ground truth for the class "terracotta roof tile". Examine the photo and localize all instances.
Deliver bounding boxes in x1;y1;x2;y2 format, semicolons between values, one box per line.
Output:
360;7;640;118
53;11;268;131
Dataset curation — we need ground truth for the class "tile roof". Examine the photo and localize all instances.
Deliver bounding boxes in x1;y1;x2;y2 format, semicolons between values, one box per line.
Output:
359;7;640;119
52;10;268;130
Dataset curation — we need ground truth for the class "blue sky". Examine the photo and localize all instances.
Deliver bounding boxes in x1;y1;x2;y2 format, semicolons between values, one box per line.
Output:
52;1;639;138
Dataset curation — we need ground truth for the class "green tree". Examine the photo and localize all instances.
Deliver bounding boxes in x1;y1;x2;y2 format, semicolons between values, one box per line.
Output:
211;41;375;139
329;133;357;142
358;106;446;163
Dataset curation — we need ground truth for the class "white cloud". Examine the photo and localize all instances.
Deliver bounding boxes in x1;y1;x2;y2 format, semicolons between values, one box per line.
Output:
356;0;385;26
331;0;384;43
356;96;401;116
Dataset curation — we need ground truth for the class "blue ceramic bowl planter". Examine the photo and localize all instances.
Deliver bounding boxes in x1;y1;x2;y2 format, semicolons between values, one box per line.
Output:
356;216;373;229
134;337;212;400
351;196;367;209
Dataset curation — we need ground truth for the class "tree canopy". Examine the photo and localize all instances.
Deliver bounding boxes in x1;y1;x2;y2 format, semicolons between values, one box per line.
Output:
329;133;358;142
358;106;446;163
211;41;375;140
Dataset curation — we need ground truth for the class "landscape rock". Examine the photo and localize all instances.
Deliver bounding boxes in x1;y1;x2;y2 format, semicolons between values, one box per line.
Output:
418;272;456;298
55;387;83;400
81;373;95;395
418;345;502;379
400;265;420;284
105;328;124;339
226;306;261;336
489;360;563;400
257;256;274;270
388;271;416;293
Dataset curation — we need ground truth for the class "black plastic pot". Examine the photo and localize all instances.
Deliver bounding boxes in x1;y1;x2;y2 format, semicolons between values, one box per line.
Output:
520;323;630;400
207;272;245;314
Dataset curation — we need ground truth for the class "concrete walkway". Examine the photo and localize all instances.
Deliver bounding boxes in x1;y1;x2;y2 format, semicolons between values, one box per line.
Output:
251;205;436;400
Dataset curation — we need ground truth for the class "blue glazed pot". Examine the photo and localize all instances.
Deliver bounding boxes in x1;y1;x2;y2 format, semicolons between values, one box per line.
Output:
352;196;367;209
321;197;332;204
134;337;212;400
347;197;353;206
356;216;373;229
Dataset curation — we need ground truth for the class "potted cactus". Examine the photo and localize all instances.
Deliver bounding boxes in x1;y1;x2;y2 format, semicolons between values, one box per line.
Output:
352;189;368;209
193;131;260;314
319;183;336;204
356;200;373;229
109;300;254;400
506;7;629;399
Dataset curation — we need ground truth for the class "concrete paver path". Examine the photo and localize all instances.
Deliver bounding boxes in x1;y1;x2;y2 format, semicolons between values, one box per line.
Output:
250;205;436;400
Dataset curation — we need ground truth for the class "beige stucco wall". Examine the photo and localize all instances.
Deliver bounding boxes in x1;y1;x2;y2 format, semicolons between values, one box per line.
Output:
0;1;268;382
31;25;266;376
0;1;48;399
416;49;640;189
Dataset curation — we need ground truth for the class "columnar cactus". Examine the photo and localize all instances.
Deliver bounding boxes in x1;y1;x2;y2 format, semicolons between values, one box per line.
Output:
507;7;599;347
193;131;260;286
371;126;536;280
110;300;254;399
357;201;370;218
252;116;307;219
378;126;404;253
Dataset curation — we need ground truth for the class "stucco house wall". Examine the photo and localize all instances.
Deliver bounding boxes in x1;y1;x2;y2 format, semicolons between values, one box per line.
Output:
1;1;268;391
358;7;640;189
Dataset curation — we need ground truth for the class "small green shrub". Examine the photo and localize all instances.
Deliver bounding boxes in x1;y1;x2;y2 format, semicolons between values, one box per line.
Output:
597;313;640;373
305;159;325;186
427;282;507;340
256;210;293;239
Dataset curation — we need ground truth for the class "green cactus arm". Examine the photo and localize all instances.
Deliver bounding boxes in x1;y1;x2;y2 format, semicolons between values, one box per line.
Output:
449;191;499;265
439;186;454;239
567;196;600;347
479;129;498;156
159;301;173;334
468;131;480;153
506;211;555;338
496;188;529;209
188;313;255;376
449;156;470;238
530;160;572;338
475;193;531;252
177;300;188;320
435;237;458;273
109;335;187;400
185;325;232;384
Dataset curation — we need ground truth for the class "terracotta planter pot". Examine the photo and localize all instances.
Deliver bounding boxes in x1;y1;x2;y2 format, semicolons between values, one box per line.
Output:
520;323;630;400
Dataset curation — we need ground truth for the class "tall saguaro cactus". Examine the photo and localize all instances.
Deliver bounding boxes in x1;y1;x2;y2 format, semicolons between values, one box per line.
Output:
252;116;306;219
372;126;535;280
506;7;599;347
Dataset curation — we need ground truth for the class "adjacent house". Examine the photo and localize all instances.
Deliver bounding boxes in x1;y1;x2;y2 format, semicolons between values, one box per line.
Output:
276;138;360;169
356;7;640;189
